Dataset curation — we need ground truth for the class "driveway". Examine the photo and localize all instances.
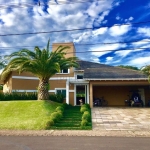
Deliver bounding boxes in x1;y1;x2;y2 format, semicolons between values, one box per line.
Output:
92;107;150;131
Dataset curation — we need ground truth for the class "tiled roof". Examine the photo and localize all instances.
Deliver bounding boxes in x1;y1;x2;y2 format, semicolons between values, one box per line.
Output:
76;60;148;79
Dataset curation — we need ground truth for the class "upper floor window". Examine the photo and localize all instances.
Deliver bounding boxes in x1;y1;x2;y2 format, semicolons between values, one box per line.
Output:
76;74;83;79
57;69;69;74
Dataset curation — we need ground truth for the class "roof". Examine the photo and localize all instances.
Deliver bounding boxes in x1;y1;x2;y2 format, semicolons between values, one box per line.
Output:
76;60;148;80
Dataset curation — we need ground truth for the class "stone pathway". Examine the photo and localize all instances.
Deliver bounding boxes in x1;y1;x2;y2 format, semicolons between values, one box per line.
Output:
92;107;150;131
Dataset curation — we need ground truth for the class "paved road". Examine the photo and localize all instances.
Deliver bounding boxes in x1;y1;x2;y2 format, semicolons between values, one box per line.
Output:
0;136;150;150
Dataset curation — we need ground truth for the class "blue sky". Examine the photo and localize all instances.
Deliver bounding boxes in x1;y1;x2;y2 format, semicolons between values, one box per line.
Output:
0;0;150;68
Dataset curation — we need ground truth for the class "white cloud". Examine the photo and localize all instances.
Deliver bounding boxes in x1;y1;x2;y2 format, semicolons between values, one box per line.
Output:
125;16;134;22
109;25;131;36
106;57;113;62
115;50;132;57
90;43;121;57
129;16;134;20
116;16;120;20
90;57;100;64
92;27;108;36
137;27;150;37
73;31;92;43
131;39;150;47
128;57;150;67
86;0;112;17
102;20;108;24
93;10;110;27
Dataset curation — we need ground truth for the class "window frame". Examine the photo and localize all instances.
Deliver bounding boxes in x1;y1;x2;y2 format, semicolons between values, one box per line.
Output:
55;88;66;98
76;74;84;79
57;69;70;74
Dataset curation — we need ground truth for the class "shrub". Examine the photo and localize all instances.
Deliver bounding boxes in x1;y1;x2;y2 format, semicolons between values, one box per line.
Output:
49;93;65;103
81;119;88;126
62;103;68;108
0;92;37;101
57;111;63;118
80;104;91;127
50;112;62;122
80;106;89;113
56;106;64;112
82;111;91;122
49;94;57;102
46;119;54;127
83;104;90;109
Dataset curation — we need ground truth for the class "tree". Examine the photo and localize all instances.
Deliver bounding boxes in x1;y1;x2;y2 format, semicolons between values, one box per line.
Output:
0;62;5;70
141;65;150;81
0;40;79;100
0;56;6;70
117;65;139;71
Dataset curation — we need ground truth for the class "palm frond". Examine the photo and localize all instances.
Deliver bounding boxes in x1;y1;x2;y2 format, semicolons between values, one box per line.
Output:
1;40;79;81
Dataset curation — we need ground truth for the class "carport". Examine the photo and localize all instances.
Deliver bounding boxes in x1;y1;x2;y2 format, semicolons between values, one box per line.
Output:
88;79;150;107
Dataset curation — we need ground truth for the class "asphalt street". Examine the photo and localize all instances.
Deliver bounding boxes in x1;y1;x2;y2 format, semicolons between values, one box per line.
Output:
0;136;150;150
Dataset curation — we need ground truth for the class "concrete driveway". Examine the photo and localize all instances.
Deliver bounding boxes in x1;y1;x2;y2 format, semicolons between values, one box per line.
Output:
92;107;150;131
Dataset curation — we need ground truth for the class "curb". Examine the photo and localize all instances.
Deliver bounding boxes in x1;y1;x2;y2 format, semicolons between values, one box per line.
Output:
0;130;150;137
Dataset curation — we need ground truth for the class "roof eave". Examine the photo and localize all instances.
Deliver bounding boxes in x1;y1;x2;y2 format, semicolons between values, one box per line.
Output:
84;78;148;81
74;70;84;72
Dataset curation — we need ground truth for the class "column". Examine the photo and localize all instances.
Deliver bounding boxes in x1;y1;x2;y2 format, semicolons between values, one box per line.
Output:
66;80;69;104
89;82;93;108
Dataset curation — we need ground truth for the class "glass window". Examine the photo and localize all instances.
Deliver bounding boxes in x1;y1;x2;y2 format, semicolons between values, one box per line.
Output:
57;69;69;74
77;75;83;79
62;69;68;73
56;89;66;97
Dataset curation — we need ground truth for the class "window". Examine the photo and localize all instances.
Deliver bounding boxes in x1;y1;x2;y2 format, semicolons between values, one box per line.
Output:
77;75;83;79
57;69;69;74
56;89;66;97
61;69;69;73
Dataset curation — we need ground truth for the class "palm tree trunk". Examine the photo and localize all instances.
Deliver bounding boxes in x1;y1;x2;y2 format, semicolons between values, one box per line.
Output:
38;78;49;100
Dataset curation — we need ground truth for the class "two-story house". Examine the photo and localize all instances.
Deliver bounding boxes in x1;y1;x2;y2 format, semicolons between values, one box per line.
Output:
2;42;150;107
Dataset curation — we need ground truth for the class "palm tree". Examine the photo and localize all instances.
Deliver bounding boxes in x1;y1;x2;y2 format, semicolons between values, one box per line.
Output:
1;40;79;100
141;65;150;82
0;56;6;70
0;62;5;70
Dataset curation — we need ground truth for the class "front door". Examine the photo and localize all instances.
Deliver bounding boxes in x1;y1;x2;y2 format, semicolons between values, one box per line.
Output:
76;85;87;105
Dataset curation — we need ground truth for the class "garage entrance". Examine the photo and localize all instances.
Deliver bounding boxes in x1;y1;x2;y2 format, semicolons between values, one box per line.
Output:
92;85;150;107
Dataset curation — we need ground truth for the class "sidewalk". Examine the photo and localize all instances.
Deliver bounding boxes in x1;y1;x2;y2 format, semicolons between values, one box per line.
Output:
0;130;150;137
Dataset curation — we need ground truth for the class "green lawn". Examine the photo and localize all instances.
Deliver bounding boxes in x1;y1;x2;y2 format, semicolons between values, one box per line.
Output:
0;100;60;130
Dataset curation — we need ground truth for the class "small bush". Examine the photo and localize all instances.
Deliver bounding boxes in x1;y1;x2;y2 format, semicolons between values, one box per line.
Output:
81;119;88;126
80;104;91;127
82;111;91;122
56;106;64;112
57;111;63;118
46;119;54;127
50;112;62;122
80;106;89;113
83;104;90;109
